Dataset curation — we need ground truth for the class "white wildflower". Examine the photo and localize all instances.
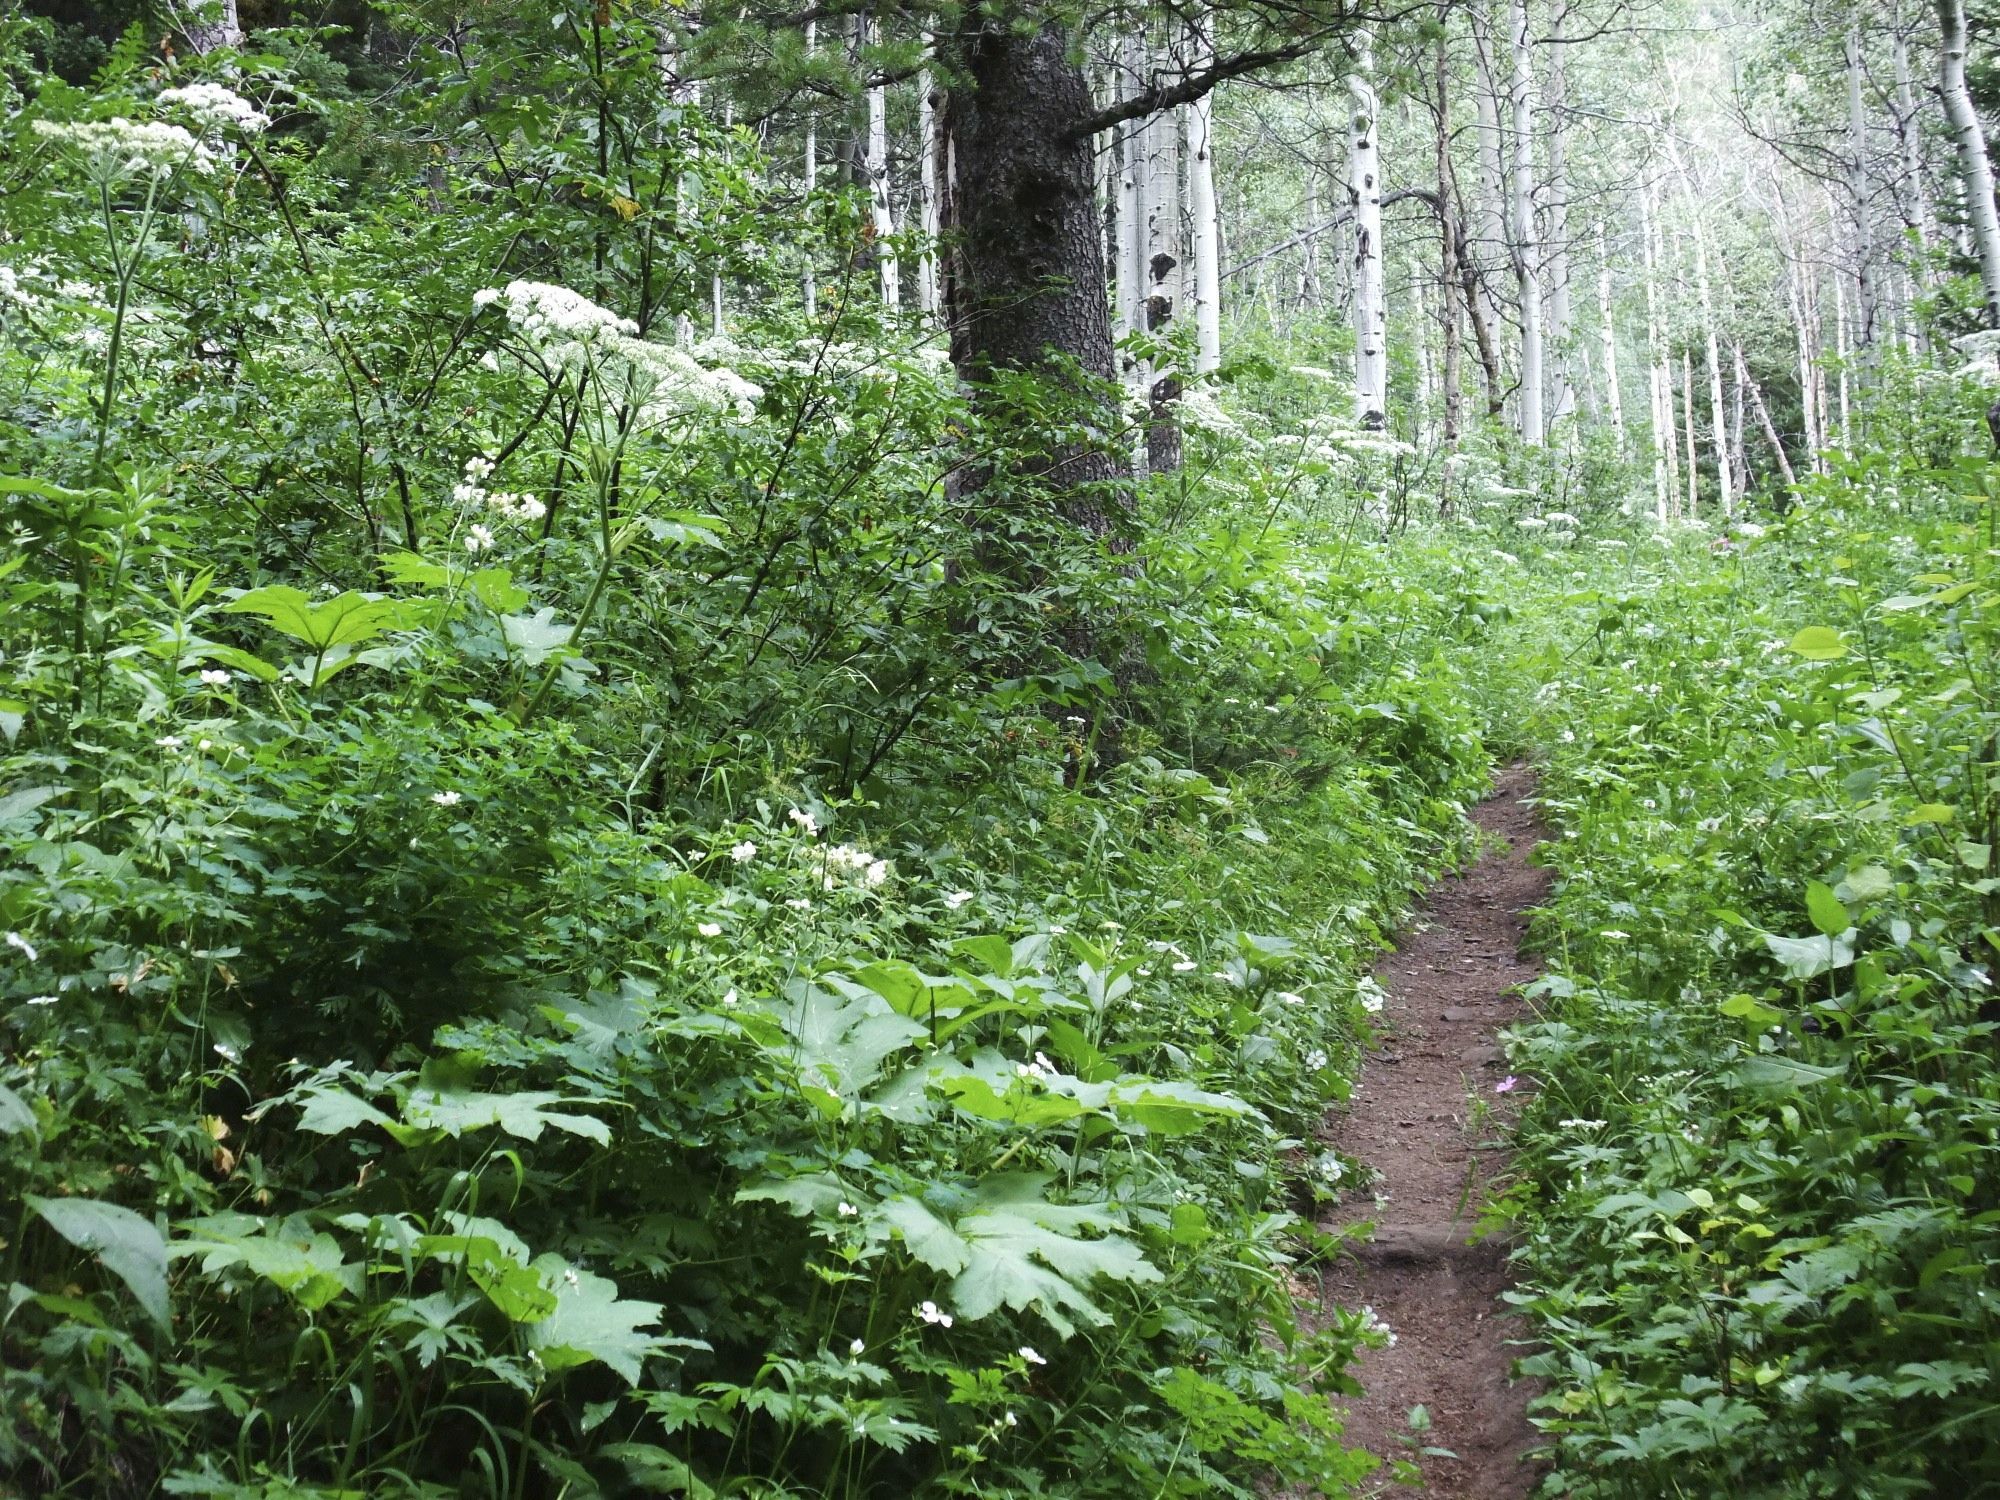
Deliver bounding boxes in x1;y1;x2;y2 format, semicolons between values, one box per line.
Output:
464;523;496;553
199;668;231;686
850;1337;866;1356
34;116;218;177
730;840;758;863
1020;1346;1046;1365
837;1201;859;1218
1304;1048;1329;1072
156;83;270;134
1275;991;1307;1007
155;735;184;750
430;790;462;807
696;921;722;938
943;890;974;910
917;1300;954;1328
5;931;38;963
788;807;819;835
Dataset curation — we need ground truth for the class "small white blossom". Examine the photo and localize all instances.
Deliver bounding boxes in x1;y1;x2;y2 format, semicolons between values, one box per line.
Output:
199;668;231;686
156;83;271;134
464;524;496;553
837;1201;859;1217
35;116;218;177
916;1300;954;1328
788;808;819;835
849;1337;866;1356
730;841;758;862
430;790;462;807
5;931;38;963
1304;1048;1330;1072
1019;1346;1046;1366
943;890;974;910
155;735;184;750
696;921;722;938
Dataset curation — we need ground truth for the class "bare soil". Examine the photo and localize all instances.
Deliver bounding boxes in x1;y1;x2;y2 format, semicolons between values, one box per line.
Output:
1316;764;1550;1497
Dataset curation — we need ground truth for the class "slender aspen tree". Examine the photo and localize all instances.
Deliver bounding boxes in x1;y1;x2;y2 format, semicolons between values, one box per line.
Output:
1299;171;1323;308
1414;282;1436;446
1891;8;1937;313
1545;36;1576;425
803;20;819;318
1435;24;1465;456
1737;342;1796;488
1188;13;1224;376
1349;36;1388;428
181;0;242;52
1641;186;1671;518
1682;348;1699;516
1595;223;1625;451
1938;0;2000;324
863;15;901;309
1509;0;1545;444
1666;132;1731;513
1116;32;1144;374
1786;267;1820;460
1833;272;1854;447
917;34;941;321
1845;22;1876;347
1470;0;1511;344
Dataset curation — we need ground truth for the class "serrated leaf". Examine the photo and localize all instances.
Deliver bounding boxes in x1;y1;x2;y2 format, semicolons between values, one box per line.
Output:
872;1195;971;1275
769;981;926;1093
29;1196;170;1327
400;1088;611;1144
224;586;415;652
0;1082;37;1137
527;1255;683;1383
0;785;61;825
294;1086;395;1136
500;608;575;665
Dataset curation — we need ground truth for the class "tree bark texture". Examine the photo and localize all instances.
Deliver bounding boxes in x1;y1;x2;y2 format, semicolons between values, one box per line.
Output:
1939;0;2000;325
941;18;1126;516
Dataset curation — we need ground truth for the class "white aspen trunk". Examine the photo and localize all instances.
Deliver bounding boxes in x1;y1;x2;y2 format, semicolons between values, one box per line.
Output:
803;20;819;319
1349;37;1388;429
1470;0;1511;344
1641;187;1671;519
1595;223;1625;451
714;95;733;338
1893;11;1938;294
1846;23;1878;348
1833;273;1854;448
1545;40;1576;426
1299;172;1323;308
863;17;900;310
1666;133;1733;514
1787;267;1820;461
1939;0;2000;324
182;0;242;53
671;21;704;347
917;36;941;322
1508;0;1545;444
1738;341;1798;489
1682;348;1700;518
1811;275;1834;467
1188;13;1223;376
1143;69;1181;337
1116;32;1144;378
1414;281;1436;447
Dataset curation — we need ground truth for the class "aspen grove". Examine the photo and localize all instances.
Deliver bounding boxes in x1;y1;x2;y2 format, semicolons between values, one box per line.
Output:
5;0;2000;1495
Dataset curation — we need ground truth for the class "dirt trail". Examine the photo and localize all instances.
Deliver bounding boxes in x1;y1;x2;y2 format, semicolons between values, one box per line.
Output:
1317;764;1549;1497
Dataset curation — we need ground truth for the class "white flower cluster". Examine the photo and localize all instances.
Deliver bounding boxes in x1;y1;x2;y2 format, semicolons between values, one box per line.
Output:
1014;1051;1057;1082
34;117;217;177
452;455;544;532
474;281;763;423
156;83;270;134
821;843;890;890
915;1299;954;1328
0;265;34;312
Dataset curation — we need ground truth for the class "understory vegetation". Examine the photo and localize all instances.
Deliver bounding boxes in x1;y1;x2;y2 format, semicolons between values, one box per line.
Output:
7;5;2000;1499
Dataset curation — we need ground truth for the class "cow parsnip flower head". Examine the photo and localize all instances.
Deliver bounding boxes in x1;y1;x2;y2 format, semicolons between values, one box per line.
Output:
156;83;271;134
33;117;219;179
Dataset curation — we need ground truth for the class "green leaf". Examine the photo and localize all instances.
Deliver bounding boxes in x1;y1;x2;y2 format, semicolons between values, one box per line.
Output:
0;785;61;826
178;1220;360;1311
500;608;576;665
768;981;926;1094
191;643;281;682
1719;994;1784;1027
1904;803;1955;826
1804;881;1850;938
468;1240;558;1323
527;1254;683;1383
224;586;415;652
399;1088;611;1145
28;1196;170;1327
1763;931;1854;981
294;1086;395;1136
1729;1056;1845;1090
872;1195;971;1275
1787;626;1847;661
0;1082;39;1137
945;1174;1162;1337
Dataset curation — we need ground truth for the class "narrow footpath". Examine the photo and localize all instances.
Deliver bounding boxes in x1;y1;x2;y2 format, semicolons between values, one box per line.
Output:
1319;764;1549;1497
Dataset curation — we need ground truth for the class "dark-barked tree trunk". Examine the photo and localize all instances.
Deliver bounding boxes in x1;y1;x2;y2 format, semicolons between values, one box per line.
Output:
940;18;1128;537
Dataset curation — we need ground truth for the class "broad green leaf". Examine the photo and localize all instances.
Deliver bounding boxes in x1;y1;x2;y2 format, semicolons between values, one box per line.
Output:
399;1088;611;1145
224;586;415;651
468;1240;558;1323
0;785;61;825
946;1174;1162;1337
500;608;576;665
872;1195;972;1275
769;981;926;1093
178;1221;360;1311
735;1172;850;1218
191;642;281;682
29;1196;170;1327
527;1254;682;1383
1104;1079;1258;1135
1804;881;1850;938
1787;626;1846;661
0;1082;39;1136
1729;1056;1846;1090
951;934;1015;978
1719;993;1783;1027
1905;803;1956;826
1837;865;1893;902
1763;931;1854;981
294;1086;395;1136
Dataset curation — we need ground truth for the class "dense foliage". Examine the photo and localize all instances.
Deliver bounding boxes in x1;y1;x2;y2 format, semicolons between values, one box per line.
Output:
0;23;1492;1499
